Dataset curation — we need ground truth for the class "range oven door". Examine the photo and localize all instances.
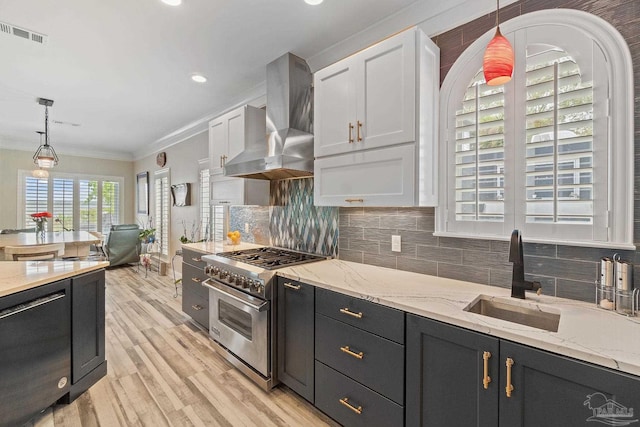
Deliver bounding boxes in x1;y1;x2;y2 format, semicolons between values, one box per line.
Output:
204;278;270;377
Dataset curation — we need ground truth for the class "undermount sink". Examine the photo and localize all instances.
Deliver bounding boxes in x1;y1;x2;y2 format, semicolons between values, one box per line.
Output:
464;295;561;332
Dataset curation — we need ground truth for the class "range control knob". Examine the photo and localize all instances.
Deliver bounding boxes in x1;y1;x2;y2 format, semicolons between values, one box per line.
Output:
219;269;228;279
204;265;213;275
230;273;238;283
237;276;246;288
212;266;220;276
255;284;264;295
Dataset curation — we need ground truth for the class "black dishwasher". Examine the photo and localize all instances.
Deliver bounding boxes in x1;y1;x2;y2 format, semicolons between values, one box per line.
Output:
0;279;71;427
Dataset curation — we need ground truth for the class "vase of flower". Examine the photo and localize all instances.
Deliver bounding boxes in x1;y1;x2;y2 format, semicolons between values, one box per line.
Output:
30;211;52;242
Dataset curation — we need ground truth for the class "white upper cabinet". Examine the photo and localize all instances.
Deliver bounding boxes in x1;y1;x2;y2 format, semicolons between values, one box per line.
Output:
209;105;269;205
314;27;440;207
315;29;416;158
209;105;265;176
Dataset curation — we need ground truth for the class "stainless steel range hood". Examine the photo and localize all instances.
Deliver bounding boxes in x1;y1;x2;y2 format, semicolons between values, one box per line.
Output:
223;53;314;180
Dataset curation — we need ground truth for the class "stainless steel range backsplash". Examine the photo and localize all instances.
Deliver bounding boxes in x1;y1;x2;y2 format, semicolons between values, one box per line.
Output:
270;178;338;257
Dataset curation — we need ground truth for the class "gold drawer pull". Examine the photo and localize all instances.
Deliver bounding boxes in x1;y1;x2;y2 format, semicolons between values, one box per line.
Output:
348;122;354;143
283;282;301;290
344;198;364;203
191;257;202;262
482;351;492;389
192;304;203;311
505;357;514;397
339;397;362;415
357;120;363;141
339;308;363;319
340;345;364;360
191;277;202;283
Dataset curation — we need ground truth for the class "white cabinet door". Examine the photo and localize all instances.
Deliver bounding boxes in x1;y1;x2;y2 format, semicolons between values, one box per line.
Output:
314;58;357;158
209;105;266;176
209;118;226;176
357;29;416;150
314;29;416;158
314;144;416;206
211;175;269;206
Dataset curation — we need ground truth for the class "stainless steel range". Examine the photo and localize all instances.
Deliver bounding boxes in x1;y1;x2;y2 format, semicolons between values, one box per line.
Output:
201;247;327;390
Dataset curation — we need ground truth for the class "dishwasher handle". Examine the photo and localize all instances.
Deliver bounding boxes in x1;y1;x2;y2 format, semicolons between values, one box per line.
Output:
0;292;66;320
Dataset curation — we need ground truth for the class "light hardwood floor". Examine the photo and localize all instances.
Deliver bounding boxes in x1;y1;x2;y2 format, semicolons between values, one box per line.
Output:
27;266;338;427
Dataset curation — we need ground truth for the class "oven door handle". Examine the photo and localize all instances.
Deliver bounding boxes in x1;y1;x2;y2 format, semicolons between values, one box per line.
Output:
203;279;270;312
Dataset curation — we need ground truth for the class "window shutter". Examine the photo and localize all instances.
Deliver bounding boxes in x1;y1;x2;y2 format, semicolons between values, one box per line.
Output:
524;47;593;226
52;178;73;231
24;176;48;227
102;180;120;233
454;70;506;223
199;168;210;240
155;175;170;256
79;180;99;231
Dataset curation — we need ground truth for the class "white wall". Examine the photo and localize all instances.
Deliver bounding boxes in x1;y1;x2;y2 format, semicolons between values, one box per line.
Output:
133;130;208;262
0;147;134;230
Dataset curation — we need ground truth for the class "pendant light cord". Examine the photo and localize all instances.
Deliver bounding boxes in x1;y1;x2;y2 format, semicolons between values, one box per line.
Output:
44;105;50;147
496;0;500;27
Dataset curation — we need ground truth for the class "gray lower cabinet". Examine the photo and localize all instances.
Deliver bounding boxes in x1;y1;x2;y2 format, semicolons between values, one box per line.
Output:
68;269;107;402
181;249;209;329
314;288;405;427
276;277;315;403
406;313;640;427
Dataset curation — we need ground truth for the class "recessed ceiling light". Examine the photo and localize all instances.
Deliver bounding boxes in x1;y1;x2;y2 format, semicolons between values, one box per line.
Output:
191;74;207;83
304;0;323;5
161;0;182;6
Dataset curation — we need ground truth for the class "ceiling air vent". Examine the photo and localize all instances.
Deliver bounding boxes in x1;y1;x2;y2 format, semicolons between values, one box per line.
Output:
0;21;48;45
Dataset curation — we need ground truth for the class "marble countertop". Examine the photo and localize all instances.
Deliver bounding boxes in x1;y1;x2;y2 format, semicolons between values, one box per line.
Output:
277;259;640;377
0;260;109;297
181;241;265;254
0;231;100;249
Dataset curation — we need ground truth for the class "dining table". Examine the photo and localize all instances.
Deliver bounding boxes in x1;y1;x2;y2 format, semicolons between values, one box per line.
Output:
0;231;101;260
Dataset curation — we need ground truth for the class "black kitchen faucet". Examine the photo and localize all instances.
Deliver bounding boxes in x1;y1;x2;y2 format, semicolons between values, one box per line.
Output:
509;229;542;299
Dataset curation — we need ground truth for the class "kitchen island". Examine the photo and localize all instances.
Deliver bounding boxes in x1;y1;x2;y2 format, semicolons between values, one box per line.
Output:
0;260;108;427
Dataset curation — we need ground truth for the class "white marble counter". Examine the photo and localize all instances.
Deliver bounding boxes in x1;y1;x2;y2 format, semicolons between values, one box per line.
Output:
277;259;640;377
181;241;265;254
0;260;109;297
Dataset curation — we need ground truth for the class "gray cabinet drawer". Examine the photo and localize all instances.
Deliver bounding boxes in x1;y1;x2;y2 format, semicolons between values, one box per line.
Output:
316;288;404;344
315;361;403;427
182;289;208;329
182;263;208;300
182;248;207;270
315;313;404;404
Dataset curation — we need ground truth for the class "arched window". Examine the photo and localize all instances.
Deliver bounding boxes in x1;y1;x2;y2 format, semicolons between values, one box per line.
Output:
437;9;634;248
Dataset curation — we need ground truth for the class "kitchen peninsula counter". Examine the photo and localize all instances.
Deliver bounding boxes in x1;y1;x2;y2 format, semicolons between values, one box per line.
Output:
277;259;640;377
0;260;109;297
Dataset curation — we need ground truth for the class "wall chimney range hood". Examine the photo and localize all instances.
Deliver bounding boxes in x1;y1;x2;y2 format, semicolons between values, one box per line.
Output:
223;53;314;180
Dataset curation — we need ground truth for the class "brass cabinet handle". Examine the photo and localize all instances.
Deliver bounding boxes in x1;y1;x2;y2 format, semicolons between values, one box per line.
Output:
340;345;364;360
348;122;354;143
339;308;363;319
283;282;301;290
192;304;203;311
505;357;514;397
191;257;202;262
344;198;364;203
357;120;363;141
482;351;492;389
191;277;202;283
339;397;363;415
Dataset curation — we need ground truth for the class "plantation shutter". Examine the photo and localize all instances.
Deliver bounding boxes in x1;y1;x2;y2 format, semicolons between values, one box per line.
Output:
24;176;49;228
52;178;74;231
79;180;99;232
102;180;120;233
155;175;170;256
199;168;210;241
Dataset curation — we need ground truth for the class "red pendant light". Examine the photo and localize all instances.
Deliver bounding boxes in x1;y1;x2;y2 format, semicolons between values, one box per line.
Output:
483;0;514;86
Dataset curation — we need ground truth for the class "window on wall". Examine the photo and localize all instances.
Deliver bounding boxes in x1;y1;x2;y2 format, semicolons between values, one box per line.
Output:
154;170;170;257
437;10;634;247
19;171;124;234
199;161;210;240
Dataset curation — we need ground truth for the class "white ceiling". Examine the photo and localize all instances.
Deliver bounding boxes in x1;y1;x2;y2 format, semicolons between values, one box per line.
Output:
0;0;502;160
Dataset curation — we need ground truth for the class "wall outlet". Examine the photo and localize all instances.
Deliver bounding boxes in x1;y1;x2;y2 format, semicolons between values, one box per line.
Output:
244;222;250;233
392;235;401;252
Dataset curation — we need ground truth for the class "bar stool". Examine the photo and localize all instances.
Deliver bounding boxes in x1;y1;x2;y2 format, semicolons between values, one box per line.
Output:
4;243;66;261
